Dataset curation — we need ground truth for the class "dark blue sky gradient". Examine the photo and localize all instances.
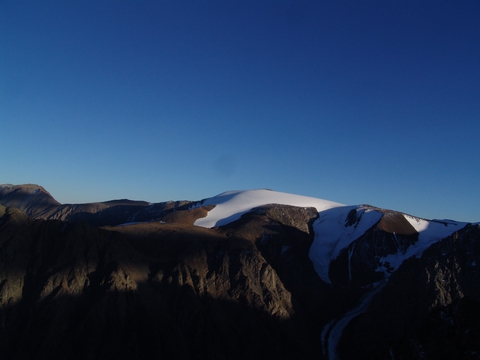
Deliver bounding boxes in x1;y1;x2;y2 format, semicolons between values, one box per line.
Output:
1;1;479;221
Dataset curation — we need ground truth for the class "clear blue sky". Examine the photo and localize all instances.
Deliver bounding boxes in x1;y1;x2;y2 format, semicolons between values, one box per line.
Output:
1;1;479;222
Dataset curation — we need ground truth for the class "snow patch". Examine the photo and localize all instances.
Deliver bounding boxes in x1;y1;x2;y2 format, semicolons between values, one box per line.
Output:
309;206;383;284
376;215;467;275
193;189;343;228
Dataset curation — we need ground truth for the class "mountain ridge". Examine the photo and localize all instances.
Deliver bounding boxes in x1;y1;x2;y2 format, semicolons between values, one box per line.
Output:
0;183;479;359
1;183;471;226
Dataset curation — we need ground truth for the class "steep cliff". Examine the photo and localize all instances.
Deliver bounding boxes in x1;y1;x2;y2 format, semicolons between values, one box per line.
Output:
340;224;480;359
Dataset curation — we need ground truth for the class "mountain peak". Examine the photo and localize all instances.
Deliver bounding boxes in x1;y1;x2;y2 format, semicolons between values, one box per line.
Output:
0;184;61;217
193;188;344;228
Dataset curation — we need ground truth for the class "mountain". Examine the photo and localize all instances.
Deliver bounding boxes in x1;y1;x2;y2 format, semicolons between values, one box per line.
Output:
0;184;191;226
0;184;61;217
0;184;479;360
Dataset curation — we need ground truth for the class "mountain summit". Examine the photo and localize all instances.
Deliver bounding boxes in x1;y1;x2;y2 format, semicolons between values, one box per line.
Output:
0;184;479;360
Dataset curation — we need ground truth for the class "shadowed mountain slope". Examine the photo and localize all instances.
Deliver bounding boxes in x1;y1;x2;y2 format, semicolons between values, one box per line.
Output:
0;206;323;360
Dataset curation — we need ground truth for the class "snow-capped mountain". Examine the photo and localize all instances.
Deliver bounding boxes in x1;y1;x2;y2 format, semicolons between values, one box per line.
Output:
192;189;344;228
186;188;471;360
0;184;478;360
190;188;467;285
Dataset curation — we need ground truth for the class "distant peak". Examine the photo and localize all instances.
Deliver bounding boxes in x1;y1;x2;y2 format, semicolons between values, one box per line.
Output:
0;183;61;216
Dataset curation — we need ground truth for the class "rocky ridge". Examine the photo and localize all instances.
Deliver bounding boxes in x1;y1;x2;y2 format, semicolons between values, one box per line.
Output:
0;184;193;226
0;184;479;360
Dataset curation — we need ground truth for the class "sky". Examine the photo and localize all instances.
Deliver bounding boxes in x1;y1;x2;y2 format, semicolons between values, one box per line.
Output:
1;0;479;222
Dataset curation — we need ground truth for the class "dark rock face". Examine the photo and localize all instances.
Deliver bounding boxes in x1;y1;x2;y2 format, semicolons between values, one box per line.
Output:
339;224;480;360
0;206;323;360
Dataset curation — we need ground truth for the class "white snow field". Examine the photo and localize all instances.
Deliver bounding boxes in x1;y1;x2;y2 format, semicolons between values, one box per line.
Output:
308;205;383;284
193;189;343;228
